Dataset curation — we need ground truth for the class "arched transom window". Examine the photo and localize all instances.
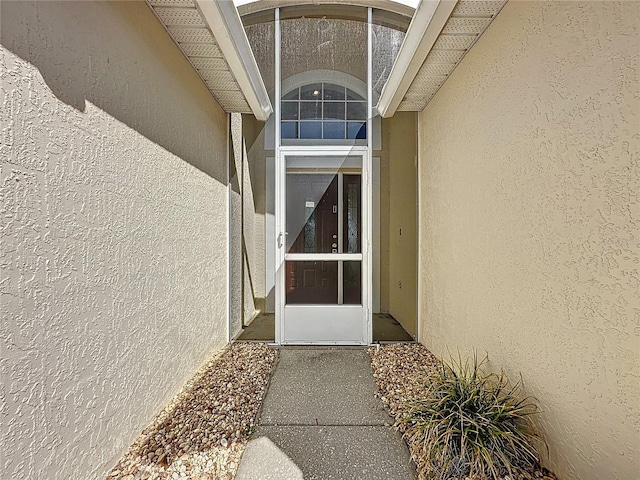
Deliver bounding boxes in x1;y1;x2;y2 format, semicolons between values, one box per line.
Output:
281;82;367;140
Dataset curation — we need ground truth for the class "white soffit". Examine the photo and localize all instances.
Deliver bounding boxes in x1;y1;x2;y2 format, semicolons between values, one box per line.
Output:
147;0;272;121
378;0;506;116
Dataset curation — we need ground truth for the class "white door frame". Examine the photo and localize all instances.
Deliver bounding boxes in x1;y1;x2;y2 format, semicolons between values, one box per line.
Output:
275;146;372;345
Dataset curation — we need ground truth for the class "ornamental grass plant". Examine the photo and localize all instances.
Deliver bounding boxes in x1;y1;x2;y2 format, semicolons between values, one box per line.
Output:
403;354;543;480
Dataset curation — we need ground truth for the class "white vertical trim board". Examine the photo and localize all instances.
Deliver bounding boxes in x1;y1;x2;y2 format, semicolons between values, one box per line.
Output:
416;111;422;344
366;7;374;344
274;7;283;345
226;113;232;343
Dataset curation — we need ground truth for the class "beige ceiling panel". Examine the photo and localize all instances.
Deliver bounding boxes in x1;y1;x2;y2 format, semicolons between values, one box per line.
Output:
393;0;507;112
432;34;477;51
146;0;271;118
214;91;248;102
213;92;252;112
217;94;251;104
417;63;457;76
407;90;435;100
412;74;448;87
178;43;222;58
398;95;433;111
190;57;229;70
442;17;492;34
423;50;466;64
147;0;195;7
203;81;241;92
220;104;252;114
153;7;206;27
452;0;506;17
199;69;236;84
167;27;215;43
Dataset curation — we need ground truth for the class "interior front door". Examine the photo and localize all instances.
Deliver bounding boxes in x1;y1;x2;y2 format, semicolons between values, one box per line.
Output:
276;151;370;345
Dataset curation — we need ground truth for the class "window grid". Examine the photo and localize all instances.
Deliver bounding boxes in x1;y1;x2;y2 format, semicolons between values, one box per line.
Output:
281;83;367;140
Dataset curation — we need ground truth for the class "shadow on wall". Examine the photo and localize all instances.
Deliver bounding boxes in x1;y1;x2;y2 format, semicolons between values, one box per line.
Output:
0;0;226;183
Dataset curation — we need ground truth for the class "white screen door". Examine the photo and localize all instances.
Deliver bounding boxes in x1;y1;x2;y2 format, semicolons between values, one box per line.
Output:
275;147;371;344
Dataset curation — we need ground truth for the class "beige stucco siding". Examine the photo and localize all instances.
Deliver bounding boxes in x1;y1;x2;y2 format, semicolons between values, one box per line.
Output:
418;1;639;479
380;113;418;337
388;113;418;338
229;113;269;331
1;2;230;479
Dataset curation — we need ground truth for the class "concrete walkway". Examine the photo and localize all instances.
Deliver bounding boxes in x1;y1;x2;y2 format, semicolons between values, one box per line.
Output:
235;348;416;480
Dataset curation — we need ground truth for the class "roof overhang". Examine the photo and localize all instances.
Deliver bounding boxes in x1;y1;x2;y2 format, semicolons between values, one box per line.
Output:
147;0;272;121
149;0;505;120
378;0;458;117
377;0;507;116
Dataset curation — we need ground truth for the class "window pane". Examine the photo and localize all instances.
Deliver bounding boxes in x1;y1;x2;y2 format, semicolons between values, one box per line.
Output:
324;102;345;120
343;261;362;305
282;88;299;100
300;83;323;100
281;121;298;139
300;102;322;120
286;173;338;254
347;102;367;120
347;88;364;100
286;261;338;305
282;101;299;120
323;83;346;100
347;122;366;139
323;121;345;139
343;175;361;253
300;121;322;139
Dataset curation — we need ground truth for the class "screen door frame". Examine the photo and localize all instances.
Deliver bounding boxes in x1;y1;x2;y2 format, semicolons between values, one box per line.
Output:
275;146;372;345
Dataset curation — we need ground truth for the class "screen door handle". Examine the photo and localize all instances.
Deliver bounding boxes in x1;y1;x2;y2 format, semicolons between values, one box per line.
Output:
277;232;284;249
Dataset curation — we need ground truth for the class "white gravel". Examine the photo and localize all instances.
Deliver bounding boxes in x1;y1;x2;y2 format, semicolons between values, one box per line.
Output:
106;342;277;480
369;343;557;480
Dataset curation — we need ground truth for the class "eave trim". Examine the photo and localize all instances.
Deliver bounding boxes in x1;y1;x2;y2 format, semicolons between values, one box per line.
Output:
195;0;273;121
377;0;458;118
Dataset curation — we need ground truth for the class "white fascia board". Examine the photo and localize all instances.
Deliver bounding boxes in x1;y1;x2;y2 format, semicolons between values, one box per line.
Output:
195;0;273;121
377;0;458;118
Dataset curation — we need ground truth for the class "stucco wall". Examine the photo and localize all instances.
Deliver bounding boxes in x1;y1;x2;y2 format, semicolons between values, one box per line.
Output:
1;2;230;479
243;114;269;316
377;114;418;337
386;113;418;338
230;113;249;337
418;1;639;478
377;134;391;313
230;113;269;329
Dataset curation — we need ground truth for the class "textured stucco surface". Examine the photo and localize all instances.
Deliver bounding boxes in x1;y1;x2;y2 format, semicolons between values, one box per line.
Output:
418;1;639;479
230;113;247;338
385;113;418;338
241;114;268;319
229;113;267;333
376;114;419;336
1;2;230;479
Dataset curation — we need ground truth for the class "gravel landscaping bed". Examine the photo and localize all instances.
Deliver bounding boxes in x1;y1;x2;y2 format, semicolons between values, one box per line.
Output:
369;343;556;480
107;342;277;480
